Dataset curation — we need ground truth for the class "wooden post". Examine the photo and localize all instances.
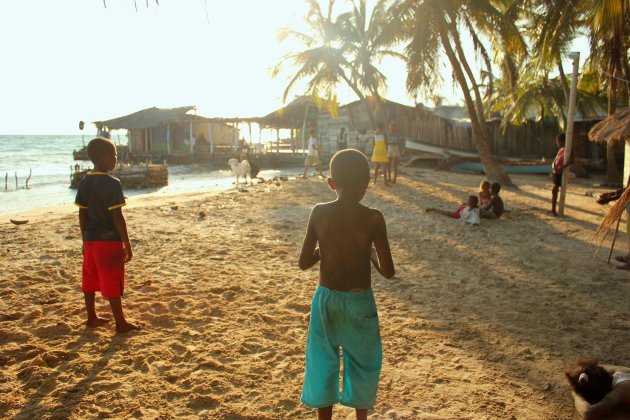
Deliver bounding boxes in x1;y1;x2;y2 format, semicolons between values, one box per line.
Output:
248;122;253;146
26;169;32;189
558;52;580;217
208;122;214;156
167;124;171;154
15;172;18;190
5;173;7;190
189;120;194;155
277;129;280;154
301;103;310;156
144;128;148;153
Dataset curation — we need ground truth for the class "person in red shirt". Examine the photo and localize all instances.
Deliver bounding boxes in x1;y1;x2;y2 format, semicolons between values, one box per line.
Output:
551;133;573;216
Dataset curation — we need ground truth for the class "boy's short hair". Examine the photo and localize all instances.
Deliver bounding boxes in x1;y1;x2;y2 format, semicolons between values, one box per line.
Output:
309;128;316;136
491;182;501;194
557;133;566;144
87;137;116;163
330;149;370;188
468;195;479;205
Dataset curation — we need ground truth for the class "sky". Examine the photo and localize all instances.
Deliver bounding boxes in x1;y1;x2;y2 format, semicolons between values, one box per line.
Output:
0;0;591;135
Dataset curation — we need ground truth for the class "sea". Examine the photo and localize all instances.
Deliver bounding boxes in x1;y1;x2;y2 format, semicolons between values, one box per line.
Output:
0;135;300;216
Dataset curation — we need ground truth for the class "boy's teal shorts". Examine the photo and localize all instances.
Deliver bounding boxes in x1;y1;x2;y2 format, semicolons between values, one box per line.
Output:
301;285;382;409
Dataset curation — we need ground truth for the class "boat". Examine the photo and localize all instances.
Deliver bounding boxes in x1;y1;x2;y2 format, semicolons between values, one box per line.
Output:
449;161;551;174
70;162;168;189
405;139;551;174
10;219;28;225
405;139;480;158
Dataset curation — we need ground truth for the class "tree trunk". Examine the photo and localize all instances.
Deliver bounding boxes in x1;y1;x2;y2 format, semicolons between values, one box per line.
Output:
557;56;570;103
606;69;621;185
439;25;512;186
338;70;376;128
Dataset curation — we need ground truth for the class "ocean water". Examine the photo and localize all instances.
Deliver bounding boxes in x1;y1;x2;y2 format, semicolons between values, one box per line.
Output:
0;135;300;216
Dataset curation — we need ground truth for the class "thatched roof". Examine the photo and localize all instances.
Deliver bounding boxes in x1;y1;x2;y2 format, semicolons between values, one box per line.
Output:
94;106;198;130
260;96;335;129
588;108;630;144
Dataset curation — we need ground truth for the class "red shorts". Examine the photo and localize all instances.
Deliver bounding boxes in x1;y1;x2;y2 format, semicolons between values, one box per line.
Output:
82;241;125;298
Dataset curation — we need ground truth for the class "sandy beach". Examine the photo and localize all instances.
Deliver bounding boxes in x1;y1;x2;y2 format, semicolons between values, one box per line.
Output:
2;167;630;419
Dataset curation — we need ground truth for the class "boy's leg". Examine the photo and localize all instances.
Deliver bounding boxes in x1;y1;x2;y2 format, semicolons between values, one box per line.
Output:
108;297;140;334
374;164;379;184
355;409;367;420
318;406;332;420
386;159;392;182
84;292;110;328
551;184;559;216
392;158;398;183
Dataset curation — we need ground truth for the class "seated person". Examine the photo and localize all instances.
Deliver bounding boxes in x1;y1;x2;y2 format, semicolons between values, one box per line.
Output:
479;180;492;208
480;182;504;219
426;195;480;226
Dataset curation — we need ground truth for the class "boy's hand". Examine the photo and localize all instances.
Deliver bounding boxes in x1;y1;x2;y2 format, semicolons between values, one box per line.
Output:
124;242;133;262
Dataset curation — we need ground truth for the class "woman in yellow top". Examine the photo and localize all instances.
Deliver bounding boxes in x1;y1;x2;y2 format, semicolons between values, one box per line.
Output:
371;122;389;184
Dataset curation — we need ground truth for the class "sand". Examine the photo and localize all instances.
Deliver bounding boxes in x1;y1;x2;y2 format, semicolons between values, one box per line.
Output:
2;167;630;419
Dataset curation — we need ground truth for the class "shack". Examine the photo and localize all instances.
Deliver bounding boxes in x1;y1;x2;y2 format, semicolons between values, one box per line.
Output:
94;106;239;163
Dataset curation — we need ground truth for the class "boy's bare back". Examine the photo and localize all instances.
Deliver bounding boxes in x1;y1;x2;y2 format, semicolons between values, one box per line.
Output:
301;200;392;291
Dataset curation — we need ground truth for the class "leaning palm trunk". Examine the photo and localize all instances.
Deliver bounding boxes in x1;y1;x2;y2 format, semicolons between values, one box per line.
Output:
339;71;377;128
439;25;512;186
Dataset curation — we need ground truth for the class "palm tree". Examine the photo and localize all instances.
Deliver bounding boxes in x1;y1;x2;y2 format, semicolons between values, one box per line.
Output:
274;0;396;128
394;0;525;185
336;0;405;122
582;0;629;184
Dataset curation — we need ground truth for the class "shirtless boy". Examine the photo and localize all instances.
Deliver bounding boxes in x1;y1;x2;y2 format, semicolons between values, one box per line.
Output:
299;149;395;420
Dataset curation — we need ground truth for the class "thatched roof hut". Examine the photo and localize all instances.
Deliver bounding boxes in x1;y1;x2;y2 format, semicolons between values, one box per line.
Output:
260;96;335;129
588;108;630;144
94;106;198;130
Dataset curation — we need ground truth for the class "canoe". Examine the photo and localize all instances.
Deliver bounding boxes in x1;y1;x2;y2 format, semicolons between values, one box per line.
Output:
405;139;479;158
450;161;551;174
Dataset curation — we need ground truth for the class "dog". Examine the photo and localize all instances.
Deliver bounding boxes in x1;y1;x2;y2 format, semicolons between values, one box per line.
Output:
565;359;630;419
228;158;251;185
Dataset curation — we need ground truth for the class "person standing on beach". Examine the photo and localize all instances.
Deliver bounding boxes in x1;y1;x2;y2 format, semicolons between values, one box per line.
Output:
356;129;371;155
337;127;348;151
75;137;140;334
299;149;395;420
303;128;324;178
551;133;573;216
371;123;389;184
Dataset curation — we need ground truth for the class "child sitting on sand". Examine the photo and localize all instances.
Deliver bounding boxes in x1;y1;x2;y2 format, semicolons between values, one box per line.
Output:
75;137;140;334
479;180;492;208
426;195;481;226
480;183;504;219
298;149;395;420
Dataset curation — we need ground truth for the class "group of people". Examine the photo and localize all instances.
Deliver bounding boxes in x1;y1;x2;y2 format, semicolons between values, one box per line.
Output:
302;122;404;184
426;180;505;226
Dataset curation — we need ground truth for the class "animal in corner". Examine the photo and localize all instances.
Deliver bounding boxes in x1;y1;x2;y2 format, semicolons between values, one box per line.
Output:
228;158;251;186
565;359;630;419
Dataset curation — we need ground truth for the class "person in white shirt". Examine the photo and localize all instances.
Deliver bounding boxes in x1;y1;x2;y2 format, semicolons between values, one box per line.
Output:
303;128;324;178
356;129;371;155
425;195;480;226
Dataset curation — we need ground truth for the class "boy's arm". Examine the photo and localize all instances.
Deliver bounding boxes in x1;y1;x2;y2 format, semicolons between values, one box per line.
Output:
298;207;320;270
112;208;132;262
371;210;395;278
79;208;87;240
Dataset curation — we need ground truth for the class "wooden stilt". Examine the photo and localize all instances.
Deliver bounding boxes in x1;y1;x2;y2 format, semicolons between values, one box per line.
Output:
607;214;623;265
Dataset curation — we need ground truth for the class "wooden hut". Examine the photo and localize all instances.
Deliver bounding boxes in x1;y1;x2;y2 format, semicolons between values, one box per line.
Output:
589;108;630;182
94;106;239;163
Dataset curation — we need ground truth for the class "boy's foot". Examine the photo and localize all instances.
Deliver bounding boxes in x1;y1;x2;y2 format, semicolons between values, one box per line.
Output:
616;263;630;271
86;317;111;328
116;322;141;334
615;255;629;263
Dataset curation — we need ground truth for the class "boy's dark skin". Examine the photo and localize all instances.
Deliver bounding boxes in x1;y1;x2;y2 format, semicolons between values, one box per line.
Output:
299;154;395;420
79;145;139;334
